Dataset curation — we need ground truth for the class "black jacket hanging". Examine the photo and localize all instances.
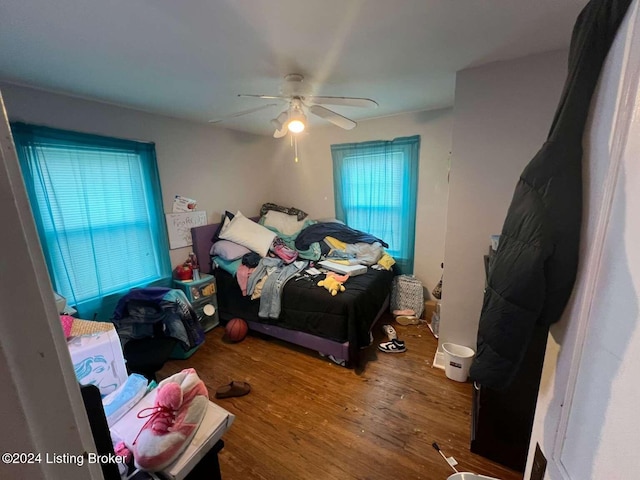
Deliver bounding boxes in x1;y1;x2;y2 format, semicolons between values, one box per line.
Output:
469;0;633;390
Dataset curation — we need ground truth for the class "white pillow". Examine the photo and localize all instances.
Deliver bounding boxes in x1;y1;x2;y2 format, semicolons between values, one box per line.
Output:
219;213;233;234
262;210;307;236
219;211;276;257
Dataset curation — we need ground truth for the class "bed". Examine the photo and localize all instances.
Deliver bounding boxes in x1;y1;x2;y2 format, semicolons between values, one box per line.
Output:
191;218;393;367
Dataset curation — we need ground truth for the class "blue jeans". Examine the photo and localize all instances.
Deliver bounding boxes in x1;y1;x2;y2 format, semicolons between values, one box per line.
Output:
258;260;308;318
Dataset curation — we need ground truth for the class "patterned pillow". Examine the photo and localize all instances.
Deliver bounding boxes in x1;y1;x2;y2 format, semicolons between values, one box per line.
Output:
260;202;308;221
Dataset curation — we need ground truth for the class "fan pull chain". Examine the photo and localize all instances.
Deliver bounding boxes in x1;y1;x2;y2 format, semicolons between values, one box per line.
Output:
294;135;299;163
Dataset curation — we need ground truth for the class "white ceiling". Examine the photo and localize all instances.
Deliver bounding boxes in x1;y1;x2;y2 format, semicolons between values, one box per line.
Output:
0;0;587;136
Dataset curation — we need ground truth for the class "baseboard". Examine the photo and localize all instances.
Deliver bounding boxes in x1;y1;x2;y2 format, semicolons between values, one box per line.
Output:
433;350;445;370
427;322;439;338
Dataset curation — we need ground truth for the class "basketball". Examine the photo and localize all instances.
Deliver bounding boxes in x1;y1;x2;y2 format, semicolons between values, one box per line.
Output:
225;318;248;343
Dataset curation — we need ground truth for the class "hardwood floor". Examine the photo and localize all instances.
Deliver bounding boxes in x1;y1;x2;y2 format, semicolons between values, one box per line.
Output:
159;315;522;480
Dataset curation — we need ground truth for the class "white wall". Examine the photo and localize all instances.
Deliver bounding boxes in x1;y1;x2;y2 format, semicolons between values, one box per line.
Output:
526;2;640;478
269;108;453;293
438;50;568;351
0;82;277;268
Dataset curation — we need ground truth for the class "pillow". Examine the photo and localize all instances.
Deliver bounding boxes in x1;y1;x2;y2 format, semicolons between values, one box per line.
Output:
261;210;308;236
219;211;276;257
210;211;235;243
212;256;242;277
209;239;251;261
260;202;308;221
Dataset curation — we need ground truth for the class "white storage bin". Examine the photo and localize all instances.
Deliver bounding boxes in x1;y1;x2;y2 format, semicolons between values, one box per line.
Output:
68;328;128;396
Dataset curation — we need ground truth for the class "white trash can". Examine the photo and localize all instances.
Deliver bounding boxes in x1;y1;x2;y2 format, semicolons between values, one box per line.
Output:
442;343;475;382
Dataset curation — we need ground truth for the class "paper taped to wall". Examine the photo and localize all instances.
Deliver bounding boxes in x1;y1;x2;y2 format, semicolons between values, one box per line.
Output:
173;195;198;213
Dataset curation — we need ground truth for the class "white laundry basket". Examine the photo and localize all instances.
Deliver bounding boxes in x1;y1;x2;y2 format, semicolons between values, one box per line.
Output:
442;343;475;382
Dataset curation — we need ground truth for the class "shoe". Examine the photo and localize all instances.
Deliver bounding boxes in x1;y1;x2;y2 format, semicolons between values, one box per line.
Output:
393;309;416;317
133;368;209;471
378;339;407;353
396;315;420;326
215;381;251;399
382;324;397;341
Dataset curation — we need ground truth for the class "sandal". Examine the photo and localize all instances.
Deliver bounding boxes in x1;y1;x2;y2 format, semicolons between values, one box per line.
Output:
382;324;397;341
396;315;420;326
378;339;407;353
215;381;251;399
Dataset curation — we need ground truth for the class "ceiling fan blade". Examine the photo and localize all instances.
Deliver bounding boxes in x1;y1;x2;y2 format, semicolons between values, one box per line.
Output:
307;96;378;108
238;94;288;100
309;105;357;130
273;125;288;138
208;103;278;123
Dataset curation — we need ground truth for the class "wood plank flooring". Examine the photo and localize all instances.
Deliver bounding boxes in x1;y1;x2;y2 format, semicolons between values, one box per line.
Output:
159;315;522;480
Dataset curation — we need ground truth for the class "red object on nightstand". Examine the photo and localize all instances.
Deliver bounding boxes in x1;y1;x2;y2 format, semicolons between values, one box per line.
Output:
174;265;193;281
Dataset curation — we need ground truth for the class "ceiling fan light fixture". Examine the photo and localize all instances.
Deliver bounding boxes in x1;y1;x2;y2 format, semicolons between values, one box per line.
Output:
271;111;290;134
270;117;283;131
236;75;373;135
288;119;305;133
287;109;306;133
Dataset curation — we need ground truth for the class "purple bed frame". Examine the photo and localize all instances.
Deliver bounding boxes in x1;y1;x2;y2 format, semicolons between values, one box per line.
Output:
190;219;389;366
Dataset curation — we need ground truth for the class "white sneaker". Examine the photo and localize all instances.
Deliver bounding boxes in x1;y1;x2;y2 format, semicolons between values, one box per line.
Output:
382;324;397;340
378;339;407;353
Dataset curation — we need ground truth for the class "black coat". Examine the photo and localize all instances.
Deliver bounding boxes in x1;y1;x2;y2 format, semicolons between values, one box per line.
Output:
469;0;633;390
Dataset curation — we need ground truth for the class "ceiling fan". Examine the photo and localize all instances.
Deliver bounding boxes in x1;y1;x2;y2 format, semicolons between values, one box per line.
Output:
210;74;378;138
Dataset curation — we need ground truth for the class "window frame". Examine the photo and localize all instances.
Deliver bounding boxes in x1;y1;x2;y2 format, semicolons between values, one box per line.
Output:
331;135;420;274
11;123;171;317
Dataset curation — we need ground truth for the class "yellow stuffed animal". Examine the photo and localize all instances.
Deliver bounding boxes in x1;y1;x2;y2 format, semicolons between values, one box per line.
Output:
317;273;349;296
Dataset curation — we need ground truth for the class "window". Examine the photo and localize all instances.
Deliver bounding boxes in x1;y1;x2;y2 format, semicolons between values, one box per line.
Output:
12;123;171;318
331;135;420;274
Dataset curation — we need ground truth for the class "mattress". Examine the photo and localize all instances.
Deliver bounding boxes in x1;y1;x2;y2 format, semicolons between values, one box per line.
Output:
214;267;393;348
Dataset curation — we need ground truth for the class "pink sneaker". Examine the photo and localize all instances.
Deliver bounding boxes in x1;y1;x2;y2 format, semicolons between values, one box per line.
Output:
133;368;209;471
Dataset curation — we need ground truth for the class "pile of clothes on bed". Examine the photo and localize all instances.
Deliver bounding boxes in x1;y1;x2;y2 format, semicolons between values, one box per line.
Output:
209;205;395;317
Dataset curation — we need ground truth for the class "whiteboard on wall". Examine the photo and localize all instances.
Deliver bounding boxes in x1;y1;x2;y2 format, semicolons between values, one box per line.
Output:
165;211;207;249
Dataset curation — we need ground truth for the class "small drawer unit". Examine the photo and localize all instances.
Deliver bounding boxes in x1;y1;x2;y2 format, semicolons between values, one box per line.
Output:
191;296;219;332
173;274;219;332
174;274;216;302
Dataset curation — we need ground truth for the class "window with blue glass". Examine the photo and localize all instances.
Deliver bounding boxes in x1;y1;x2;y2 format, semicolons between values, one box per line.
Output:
331;135;420;274
12;123;171;318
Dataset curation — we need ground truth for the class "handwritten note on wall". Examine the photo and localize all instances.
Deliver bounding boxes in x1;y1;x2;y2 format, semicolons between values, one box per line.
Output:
165;211;207;249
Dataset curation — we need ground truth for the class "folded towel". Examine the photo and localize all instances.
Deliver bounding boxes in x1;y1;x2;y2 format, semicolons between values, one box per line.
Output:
102;373;149;427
